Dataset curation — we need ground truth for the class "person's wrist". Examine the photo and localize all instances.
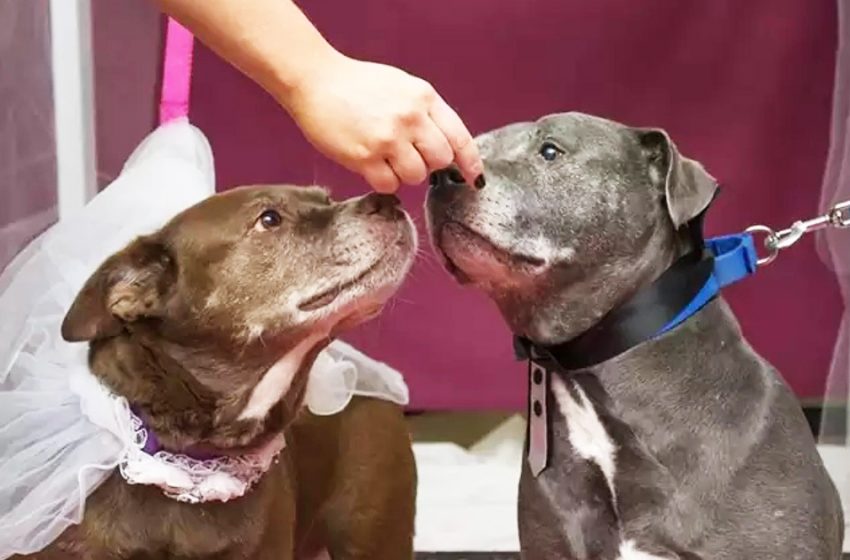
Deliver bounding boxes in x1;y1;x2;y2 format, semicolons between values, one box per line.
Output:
272;43;346;113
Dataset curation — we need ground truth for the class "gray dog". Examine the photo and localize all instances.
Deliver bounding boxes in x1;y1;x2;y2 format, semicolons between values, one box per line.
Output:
426;112;843;559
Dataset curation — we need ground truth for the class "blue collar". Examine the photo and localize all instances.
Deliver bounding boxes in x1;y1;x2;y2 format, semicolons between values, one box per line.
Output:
656;233;758;335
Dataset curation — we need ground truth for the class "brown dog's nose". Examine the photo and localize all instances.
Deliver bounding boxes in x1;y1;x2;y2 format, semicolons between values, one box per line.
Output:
359;193;403;219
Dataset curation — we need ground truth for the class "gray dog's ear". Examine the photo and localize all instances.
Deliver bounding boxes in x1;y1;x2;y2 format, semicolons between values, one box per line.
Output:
638;129;717;228
61;237;176;342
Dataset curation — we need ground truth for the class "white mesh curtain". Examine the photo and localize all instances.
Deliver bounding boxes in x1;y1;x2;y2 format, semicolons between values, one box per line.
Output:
0;0;57;270
0;0;161;271
818;0;850;536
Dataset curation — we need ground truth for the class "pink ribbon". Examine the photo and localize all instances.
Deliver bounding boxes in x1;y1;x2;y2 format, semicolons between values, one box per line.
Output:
158;18;195;124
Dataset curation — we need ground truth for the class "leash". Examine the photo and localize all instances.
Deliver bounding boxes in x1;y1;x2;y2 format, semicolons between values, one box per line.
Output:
516;199;850;477
746;200;850;266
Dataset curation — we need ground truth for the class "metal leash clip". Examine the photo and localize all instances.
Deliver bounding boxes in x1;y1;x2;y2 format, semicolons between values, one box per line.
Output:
745;200;850;266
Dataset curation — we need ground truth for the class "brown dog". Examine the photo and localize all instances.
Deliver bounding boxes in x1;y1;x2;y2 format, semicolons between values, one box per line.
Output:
20;185;417;560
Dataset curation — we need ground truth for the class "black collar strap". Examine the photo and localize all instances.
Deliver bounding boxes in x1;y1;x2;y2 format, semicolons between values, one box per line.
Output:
514;250;713;371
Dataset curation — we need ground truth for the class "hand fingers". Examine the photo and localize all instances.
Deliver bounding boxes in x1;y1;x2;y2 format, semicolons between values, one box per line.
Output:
429;95;483;186
387;143;429;185
362;160;401;193
412;118;454;172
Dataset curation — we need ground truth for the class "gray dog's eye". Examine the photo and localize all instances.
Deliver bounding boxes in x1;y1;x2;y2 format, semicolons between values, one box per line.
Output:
258;209;283;230
539;142;564;162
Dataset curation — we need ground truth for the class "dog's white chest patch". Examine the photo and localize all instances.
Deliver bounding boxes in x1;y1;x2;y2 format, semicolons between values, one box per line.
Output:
617;540;673;560
238;335;323;420
551;377;617;497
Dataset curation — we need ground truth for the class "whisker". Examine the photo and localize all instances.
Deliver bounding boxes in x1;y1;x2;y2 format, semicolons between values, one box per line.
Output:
417;252;440;268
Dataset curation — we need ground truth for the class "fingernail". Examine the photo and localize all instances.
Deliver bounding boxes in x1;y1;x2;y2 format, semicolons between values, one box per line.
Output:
474;175;486;189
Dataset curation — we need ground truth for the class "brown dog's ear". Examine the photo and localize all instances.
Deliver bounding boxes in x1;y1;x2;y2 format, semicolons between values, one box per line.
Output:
61;237;176;342
638;129;718;228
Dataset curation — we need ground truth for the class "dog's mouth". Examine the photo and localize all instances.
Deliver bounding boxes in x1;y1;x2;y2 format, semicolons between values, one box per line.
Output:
297;228;415;314
298;258;385;312
437;221;546;283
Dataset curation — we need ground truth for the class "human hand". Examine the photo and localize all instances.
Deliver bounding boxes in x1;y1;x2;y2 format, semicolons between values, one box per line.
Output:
282;54;483;193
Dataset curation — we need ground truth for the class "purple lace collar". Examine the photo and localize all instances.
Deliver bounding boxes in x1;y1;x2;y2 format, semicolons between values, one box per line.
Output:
131;405;219;461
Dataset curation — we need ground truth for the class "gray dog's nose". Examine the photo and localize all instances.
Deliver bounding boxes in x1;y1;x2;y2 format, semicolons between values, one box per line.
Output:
358;192;403;219
429;168;467;189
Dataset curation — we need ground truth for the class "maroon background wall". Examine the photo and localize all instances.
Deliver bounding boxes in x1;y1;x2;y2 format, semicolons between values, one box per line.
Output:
92;1;162;188
95;1;843;410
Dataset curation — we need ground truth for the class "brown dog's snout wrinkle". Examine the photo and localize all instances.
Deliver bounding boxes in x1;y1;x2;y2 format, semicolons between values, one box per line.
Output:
357;192;403;220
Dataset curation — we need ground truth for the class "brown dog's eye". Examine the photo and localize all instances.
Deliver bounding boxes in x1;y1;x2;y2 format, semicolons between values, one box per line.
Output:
539;142;564;162
257;209;282;230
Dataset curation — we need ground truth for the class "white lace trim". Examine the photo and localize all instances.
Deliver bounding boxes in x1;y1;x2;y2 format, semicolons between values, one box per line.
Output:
117;409;286;504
